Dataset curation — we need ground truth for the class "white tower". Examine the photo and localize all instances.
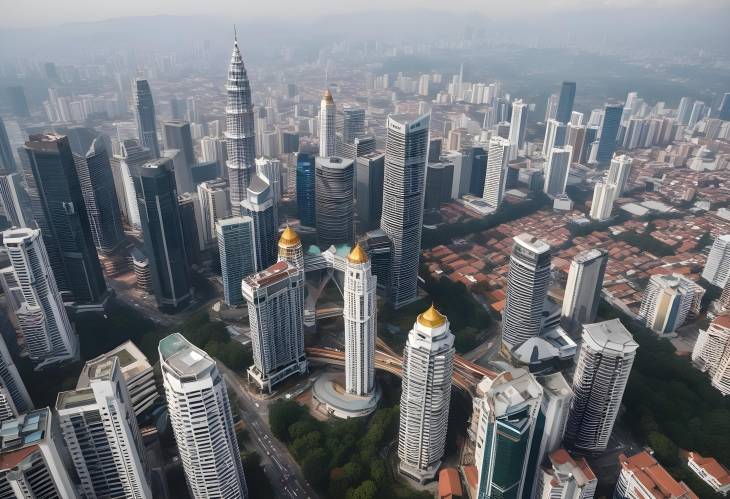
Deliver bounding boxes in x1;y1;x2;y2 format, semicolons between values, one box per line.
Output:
482;136;511;209
702;234;730;288
589;181;617;221
543;146;573;196
692;315;730;396
508;99;528;153
319;90;336;157
561;249;608;333
398;305;455;483
607;155;633;195
344;244;377;396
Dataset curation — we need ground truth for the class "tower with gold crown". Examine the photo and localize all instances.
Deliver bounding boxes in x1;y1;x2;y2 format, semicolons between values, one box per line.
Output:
343;244;377;397
319;89;336;157
398;304;455;483
278;226;303;269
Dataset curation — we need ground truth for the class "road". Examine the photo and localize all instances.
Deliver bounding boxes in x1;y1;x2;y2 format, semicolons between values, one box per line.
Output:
218;364;318;499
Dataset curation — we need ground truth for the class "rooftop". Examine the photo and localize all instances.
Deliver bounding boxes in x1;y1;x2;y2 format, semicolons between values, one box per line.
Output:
0;409;50;468
159;333;215;378
243;260;298;288
582;319;638;354
688;451;730;486
438;468;463;499
514;232;551;254
417;304;447;329
619;451;698;499
487;369;542;419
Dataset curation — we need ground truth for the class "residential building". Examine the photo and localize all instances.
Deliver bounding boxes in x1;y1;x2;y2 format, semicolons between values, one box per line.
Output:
133;79;160;158
638;274;704;336
241;174;277;272
534;449;597;499
692;315;730;396
607;155;633;195
542;119;567;158
686;451;730;496
197;178;230;248
315;156;354;247
615;451;696;499
703;234;730;288
543;146;572;196
508;99;528;151
217;216;256;307
0;334;32;421
596;104;623;165
561;249;608;333
0;172;31;228
482;136;511;209
589;181;617;222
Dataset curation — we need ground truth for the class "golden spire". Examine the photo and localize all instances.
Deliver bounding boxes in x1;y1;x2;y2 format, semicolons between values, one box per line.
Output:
347;243;368;264
323;89;334;103
278;226;301;248
417;303;446;328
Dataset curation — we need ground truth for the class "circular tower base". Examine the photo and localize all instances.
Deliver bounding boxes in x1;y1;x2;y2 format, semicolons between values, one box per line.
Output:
312;371;380;419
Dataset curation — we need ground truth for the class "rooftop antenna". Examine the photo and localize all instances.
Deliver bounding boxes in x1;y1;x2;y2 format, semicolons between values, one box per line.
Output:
234;25;238;44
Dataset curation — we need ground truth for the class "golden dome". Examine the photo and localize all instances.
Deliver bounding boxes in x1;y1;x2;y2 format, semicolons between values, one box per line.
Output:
278;226;301;248
323;89;334;103
347;243;368;264
417;304;446;328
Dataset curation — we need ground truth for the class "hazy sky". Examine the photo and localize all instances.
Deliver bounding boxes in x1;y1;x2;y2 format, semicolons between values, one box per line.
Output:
2;0;728;28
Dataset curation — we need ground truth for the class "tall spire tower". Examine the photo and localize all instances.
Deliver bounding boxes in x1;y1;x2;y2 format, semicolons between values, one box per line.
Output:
225;34;257;215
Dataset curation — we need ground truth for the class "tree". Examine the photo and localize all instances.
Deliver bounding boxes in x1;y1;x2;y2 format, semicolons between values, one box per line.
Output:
347;480;377;499
343;461;363;484
370;459;387;487
301;448;328;487
291;431;322;461
648;432;679;465
269;400;305;442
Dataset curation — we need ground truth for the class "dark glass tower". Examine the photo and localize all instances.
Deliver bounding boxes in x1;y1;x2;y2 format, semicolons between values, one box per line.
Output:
296;152;316;227
469;145;488;197
21;134;107;304
0;117;15;171
163;120;195;193
242;174;277;272
596;103;623;165
137;158;193;312
5;86;30;117
356;152;385;232
555;81;576;124
133;79;160;158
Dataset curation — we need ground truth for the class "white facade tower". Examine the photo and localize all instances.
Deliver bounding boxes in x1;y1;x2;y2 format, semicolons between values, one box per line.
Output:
344;244;377;396
508;99;528;153
702;234;730;288
398;305;455;483
217;216;256;307
319;90;336;157
561;249;608;333
543;146;573;196
692;315;730;396
589;181;617;222
482;136;511;209
159;333;248;499
606;155;633;195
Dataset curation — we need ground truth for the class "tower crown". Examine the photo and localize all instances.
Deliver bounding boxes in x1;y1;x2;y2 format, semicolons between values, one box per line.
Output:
417;304;446;328
278;226;301;248
347;243;368;264
323;89;334;103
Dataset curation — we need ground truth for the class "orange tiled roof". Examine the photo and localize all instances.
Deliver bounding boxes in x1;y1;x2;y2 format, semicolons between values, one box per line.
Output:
438;468;463;499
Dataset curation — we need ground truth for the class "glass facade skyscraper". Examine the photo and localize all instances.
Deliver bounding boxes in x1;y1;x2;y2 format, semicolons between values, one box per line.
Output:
296;152;316;227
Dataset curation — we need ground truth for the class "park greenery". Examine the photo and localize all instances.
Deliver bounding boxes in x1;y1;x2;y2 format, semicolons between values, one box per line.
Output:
268;399;431;499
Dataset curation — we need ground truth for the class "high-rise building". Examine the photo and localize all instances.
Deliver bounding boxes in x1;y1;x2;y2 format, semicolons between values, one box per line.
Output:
356;152;385;231
474;369;544;499
197;178;230;248
692;315;730;397
380;113;430;309
501;233;552;352
315;156;354;247
3;228;78;367
137;158;193;312
398;305;454;482
225;37;257;215
702;234;730;288
115;139;153;229
596;103;623;165
0;333;32;420
542;119;567;158
0;117;15;171
256;157;282;207
589;181;617;222
545;94;559;122
677;97;693;126
56;356;152;498
561;249;608;333
470;145;488;197
344;244;377;396
159;333;248;498
133;79;160;158
482;136;511;208
688;100;706;128
0;408;80;498
556;82;577;124
0;172;31;227
564;319;637;454
719;93;730;121
217;216;256;307
615;451;696;499
5;85;30;117
342;105;366;143
242;261;307;392
319;90;336;157
73;137;126;253
543;146;572;196
163;121;195;194
606;155;633;195
508;99;528;151
296;152;316;227
22;133;107;304
566;124;586;165
534;449;597;499
638;274;703;336
241;174;277;272
278;226;304;269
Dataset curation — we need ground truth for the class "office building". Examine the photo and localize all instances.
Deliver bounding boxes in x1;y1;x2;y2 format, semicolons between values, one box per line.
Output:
163;121;195;194
398;305;454;483
217;217;256;307
3;228;78;368
342;105;366;143
197;178;230;248
566;124;586;165
508;99;528;151
638;274;703;336
474;369;543;499
482;136;511;208
315;156;354;247
424;162;452;210
688;101;706;128
556;82;577;124
542;119;567;158
380;113;430;309
296;152;316;227
115;139;153;229
159;334;248;498
703;234;730;288
545;94;559;122
692;315;730;397
256;157;282;207
241;174;277;271
73;137;125;253
607;155;633;195
133;79;160;158
0;117;15;171
56;356;152;498
319;90;336;157
564;319;637;454
137;158;193;312
686;451;730;496
534;449;597;499
225;37;257;215
344;245;377;396
543;146;572;197
470;145;488;197
242;261;307;392
0;172;30;227
356;152;385;231
615;451;696;499
596;104;623;164
501;233;552;352
177;192;203;266
0;408;80;498
561;249;608;333
360;229;391;290
277;226;304;269
5;85;30;117
719;93;730;121
22;133;106;304
589;181;617;222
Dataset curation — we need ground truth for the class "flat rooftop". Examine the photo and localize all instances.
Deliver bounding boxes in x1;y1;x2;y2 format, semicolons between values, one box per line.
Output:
159;333;215;378
582;319;638;354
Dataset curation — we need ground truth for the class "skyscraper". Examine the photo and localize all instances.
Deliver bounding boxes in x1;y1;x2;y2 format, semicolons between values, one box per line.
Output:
677;97;693;125
133;79;160;158
474;369;544;499
719;93;730;121
380;113;430;309
501;233;552;352
596;103;623;165
242;261;307;392
543;146;572;197
564;319;637;454
702;234;730;288
315;156;354;247
296;152;316;227
481;136;511;208
542;119;567;158
163;120;195;194
0;171;31;227
137;158;193;312
197;178;230;248
22;133;107;304
638;274;703;336
0;117;15;171
225;36;257;215
56;356;152;499
692;315;730;397
277;226;304;269
5;86;30;117
0;333;32;419
241;174;277;271
561;249;608;333
177;193;203;265
607;155;633;195
344;244;377;396
217;216;256;307
398;305;455;482
355;152;385;231
556;82;577;124
3;228;78;368
508;99;528;152
342;105;366;143
588;181;617;222
73;137;126;253
115;139;153;229
159;333;248;498
319;90;336;157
